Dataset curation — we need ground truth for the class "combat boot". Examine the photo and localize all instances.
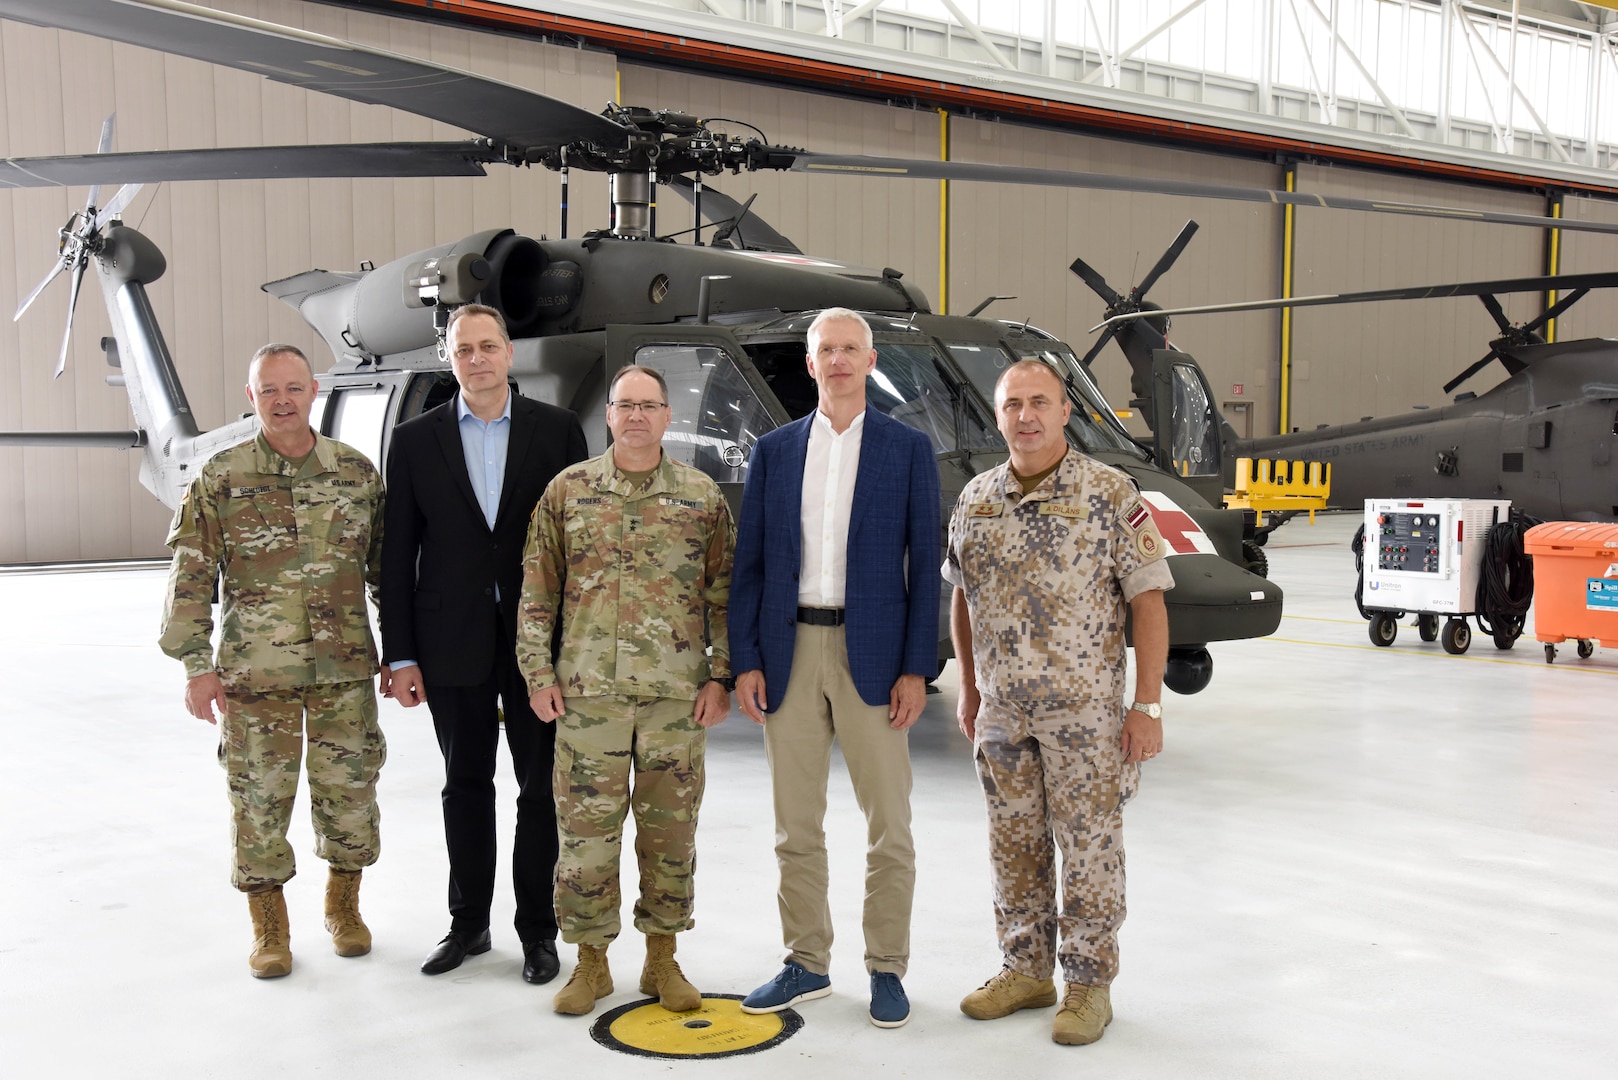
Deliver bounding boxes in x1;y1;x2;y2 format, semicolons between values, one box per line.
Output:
323;867;372;957
960;966;1058;1019
1052;983;1113;1045
553;944;613;1016
246;886;292;979
639;933;701;1012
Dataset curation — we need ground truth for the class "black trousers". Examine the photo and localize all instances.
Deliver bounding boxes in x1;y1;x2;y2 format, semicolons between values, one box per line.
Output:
424;618;558;944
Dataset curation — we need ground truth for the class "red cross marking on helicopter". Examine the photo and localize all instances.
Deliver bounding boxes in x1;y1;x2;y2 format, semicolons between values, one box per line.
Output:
1139;492;1217;557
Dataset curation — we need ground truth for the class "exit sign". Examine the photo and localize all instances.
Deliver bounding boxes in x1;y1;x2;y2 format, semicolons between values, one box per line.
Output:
1232;383;1245;395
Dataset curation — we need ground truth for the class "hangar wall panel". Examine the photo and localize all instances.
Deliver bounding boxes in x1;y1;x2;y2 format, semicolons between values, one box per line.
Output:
1288;165;1546;430
1553;195;1618;344
947;117;1283;438
0;0;615;562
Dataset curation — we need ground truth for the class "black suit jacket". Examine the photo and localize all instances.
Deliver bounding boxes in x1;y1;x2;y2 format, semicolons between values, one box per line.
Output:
381;393;588;686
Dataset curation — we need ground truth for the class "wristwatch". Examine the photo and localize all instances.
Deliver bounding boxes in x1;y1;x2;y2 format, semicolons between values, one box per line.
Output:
707;676;737;692
1128;701;1162;720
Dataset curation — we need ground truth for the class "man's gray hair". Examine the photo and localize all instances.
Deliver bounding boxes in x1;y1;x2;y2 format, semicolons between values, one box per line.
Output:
807;308;873;351
248;344;313;383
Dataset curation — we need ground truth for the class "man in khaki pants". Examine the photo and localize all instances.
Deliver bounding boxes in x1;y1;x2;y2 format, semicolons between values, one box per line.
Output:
729;308;941;1029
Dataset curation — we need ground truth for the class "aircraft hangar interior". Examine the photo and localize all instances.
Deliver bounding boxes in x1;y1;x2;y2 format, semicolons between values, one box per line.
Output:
1;1;1615;1076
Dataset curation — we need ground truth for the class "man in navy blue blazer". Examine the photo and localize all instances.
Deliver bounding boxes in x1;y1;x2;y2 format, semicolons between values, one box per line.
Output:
731;308;941;1029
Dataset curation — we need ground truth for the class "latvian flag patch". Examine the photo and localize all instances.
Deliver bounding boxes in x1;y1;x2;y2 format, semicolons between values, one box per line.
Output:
1125;503;1151;531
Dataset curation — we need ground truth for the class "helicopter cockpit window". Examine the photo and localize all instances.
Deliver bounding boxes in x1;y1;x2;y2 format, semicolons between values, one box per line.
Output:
326;386;392;468
633;344;774;484
869;342;999;454
1168;365;1221;478
1010;344;1148;460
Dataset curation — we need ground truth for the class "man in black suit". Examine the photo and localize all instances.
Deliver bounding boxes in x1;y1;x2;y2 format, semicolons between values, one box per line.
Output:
382;303;588;983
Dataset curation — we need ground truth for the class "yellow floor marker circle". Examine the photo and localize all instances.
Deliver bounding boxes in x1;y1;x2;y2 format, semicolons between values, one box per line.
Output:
591;994;803;1060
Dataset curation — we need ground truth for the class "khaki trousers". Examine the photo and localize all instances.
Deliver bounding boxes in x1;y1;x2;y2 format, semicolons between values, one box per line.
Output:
219;680;385;891
763;623;914;977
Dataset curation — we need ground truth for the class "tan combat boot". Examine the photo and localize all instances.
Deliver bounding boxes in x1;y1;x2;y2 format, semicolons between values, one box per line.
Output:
246;886;292;979
640;933;702;1012
1052;983;1112;1045
323;867;372;957
960;966;1058;1020
553;944;613;1016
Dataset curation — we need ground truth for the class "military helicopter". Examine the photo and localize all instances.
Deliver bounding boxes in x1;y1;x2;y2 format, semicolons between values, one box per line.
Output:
3;1;1611;689
1080;222;1618;524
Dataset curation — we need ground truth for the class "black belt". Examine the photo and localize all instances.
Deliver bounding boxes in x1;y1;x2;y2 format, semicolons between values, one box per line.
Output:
797;606;845;627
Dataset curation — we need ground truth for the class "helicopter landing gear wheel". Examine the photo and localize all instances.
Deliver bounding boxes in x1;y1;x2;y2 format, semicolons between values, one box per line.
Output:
1369;613;1398;647
1578;639;1595;659
1241;540;1268;579
1417;614;1439;642
1441;618;1471;655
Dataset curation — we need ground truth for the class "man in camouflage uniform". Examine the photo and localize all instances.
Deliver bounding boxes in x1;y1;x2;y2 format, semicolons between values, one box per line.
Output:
518;364;734;1017
945;358;1171;1045
160;344;386;979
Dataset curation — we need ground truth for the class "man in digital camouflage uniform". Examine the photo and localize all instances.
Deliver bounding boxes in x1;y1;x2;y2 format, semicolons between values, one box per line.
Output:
945;358;1171;1045
160;343;386;979
518;364;734;1017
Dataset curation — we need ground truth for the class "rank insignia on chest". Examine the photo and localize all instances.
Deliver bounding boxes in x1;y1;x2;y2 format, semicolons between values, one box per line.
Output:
1037;502;1087;519
968;502;1004;517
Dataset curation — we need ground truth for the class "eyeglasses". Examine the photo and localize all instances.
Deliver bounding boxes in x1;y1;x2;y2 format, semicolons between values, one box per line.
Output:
814;344;869;359
608;400;668;415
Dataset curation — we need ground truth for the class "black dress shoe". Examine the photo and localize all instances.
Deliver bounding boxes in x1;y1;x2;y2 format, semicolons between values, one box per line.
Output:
522;940;560;985
421;928;492;975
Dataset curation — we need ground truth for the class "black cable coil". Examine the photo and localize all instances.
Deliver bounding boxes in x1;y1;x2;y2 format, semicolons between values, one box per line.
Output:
1474;508;1542;638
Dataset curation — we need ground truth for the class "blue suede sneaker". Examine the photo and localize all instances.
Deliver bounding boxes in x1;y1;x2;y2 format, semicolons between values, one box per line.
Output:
869;971;910;1028
739;960;833;1014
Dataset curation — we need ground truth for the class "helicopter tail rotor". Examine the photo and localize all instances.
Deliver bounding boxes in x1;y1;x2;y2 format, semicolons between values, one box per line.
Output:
11;114;144;379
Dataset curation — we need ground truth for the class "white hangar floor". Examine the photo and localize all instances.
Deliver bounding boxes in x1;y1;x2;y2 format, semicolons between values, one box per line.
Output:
2;512;1614;1078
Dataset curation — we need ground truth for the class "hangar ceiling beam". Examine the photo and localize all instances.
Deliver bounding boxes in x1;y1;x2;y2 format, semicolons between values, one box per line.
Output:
1080;0;1214;86
1458;0;1579;163
938;0;1015;70
1298;0;1421;137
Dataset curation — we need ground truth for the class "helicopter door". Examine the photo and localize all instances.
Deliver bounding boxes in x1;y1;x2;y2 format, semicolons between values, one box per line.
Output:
1151;349;1224;505
324;382;395;469
605;325;787;510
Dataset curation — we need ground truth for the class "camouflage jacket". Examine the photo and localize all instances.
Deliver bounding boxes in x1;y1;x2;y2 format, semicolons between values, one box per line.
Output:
159;431;384;690
518;448;734;701
944;449;1173;703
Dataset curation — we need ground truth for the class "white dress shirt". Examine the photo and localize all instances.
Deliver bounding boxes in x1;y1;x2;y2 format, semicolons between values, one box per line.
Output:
799;409;865;608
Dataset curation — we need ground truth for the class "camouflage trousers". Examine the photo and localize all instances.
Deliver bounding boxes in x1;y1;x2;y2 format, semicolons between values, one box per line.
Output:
974;693;1139;987
554;695;705;946
219;680;385;891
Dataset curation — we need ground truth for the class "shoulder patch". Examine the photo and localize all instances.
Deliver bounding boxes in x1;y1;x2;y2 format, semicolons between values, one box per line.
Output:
1136;528;1162;559
1124;503;1151;531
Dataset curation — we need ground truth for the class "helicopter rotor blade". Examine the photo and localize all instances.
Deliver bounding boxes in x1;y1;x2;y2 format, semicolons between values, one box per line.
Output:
1478;293;1511;333
14;258;66;322
1079;326;1119;368
1131;220;1199;300
1;143;503;191
54;258;86;380
0;0;628;151
1518;287;1590;337
1442;350;1502;395
1069;256;1121;307
84;112;116;212
793;153;1618;237
93;183;143;229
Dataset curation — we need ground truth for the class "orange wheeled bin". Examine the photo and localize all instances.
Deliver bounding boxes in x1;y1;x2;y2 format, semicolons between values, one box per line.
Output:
1523;522;1618;663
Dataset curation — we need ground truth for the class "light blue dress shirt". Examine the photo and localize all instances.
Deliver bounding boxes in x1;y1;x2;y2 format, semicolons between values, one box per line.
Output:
391;390;512;674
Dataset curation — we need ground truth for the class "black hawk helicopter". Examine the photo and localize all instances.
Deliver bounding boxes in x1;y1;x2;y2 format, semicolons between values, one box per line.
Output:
4;0;1615;687
1081;222;1618;525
